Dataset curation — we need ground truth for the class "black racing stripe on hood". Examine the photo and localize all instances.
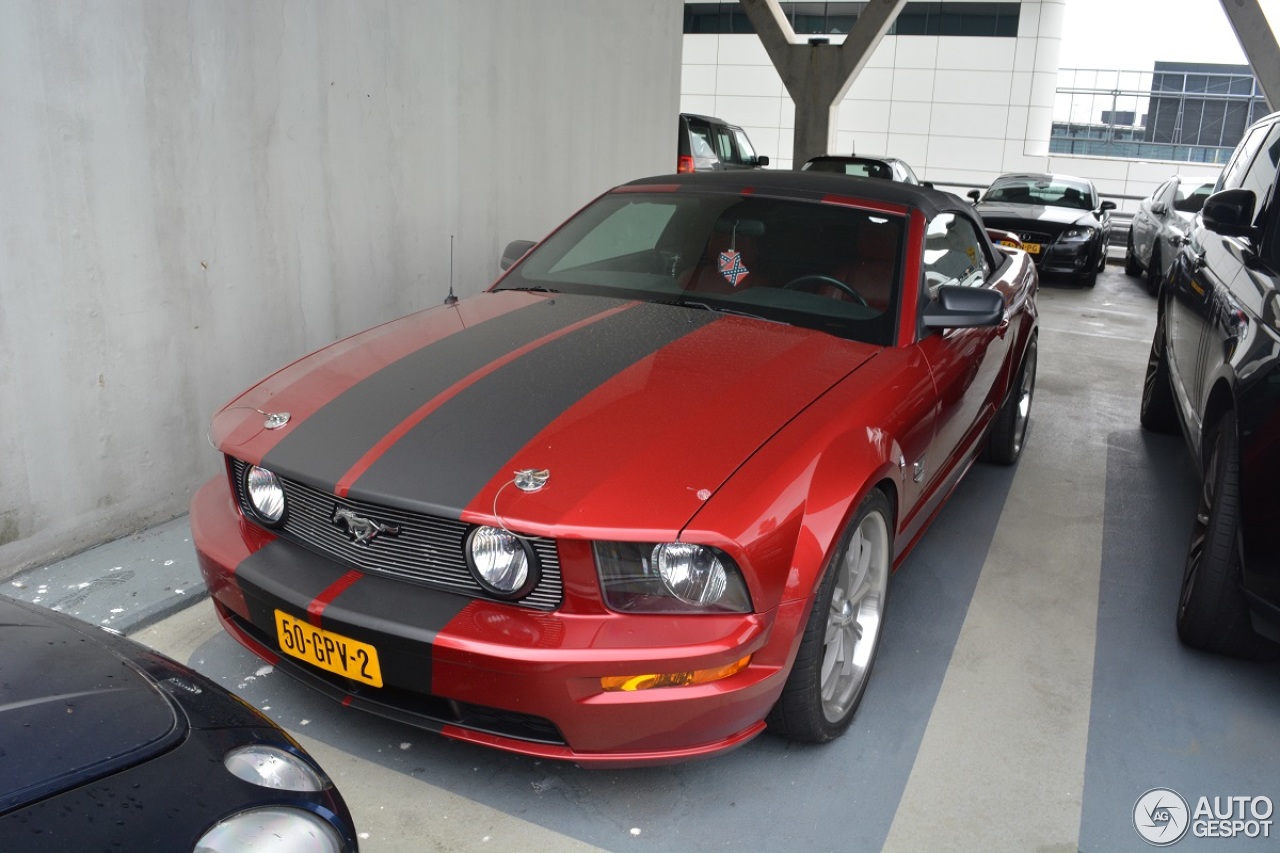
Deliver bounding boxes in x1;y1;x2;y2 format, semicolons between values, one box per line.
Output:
347;301;719;516
261;294;615;490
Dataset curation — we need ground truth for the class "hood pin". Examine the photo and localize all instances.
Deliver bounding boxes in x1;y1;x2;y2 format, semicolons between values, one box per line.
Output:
513;469;550;493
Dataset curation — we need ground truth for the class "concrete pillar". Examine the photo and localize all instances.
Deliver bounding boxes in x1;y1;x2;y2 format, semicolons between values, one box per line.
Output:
1217;0;1279;111
739;0;907;167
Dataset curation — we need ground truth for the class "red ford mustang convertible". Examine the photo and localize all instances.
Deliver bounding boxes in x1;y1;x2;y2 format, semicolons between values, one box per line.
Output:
191;171;1038;767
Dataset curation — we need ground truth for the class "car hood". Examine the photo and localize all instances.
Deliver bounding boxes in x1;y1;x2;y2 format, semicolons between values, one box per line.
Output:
215;291;878;536
0;597;181;813
974;201;1097;227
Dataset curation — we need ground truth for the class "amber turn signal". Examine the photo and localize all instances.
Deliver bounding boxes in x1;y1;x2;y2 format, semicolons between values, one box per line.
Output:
600;656;751;692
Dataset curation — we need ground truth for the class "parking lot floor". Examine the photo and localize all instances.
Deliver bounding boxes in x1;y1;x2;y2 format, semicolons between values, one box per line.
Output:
6;265;1280;852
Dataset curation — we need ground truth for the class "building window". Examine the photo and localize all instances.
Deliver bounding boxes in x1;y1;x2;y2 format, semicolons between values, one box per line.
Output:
683;2;1021;38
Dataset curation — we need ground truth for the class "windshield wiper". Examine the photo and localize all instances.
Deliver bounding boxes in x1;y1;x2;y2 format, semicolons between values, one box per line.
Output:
500;285;561;293
667;299;779;323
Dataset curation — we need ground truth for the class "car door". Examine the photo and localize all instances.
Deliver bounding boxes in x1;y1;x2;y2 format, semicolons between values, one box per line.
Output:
913;212;1012;504
1169;119;1280;437
1134;180;1171;267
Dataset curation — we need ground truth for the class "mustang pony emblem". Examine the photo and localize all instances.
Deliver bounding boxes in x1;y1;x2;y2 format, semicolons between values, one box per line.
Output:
331;506;401;545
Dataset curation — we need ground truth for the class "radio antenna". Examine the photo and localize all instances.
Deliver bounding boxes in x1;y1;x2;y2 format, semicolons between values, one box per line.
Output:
444;234;458;305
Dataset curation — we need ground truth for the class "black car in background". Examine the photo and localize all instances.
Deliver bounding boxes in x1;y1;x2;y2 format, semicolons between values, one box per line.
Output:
1141;111;1280;659
676;113;769;173
801;154;929;185
1124;174;1217;295
969;173;1115;286
0;595;359;852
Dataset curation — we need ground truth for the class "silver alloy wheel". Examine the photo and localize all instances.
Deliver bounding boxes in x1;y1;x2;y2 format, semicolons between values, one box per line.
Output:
1011;344;1037;456
821;507;890;722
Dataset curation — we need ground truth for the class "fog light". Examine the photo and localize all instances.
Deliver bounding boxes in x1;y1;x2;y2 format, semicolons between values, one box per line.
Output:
466;526;539;599
600;655;751;692
244;465;286;525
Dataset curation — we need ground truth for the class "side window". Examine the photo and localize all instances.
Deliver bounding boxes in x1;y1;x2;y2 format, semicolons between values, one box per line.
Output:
1218;122;1271;191
1236;122;1280;225
710;125;738;165
687;121;716;160
923;214;992;290
731;128;757;164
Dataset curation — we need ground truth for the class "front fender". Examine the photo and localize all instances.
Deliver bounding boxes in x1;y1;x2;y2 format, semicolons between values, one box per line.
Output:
681;348;934;614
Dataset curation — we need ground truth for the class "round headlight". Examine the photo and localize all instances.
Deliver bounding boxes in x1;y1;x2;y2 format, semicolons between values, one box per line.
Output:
195;807;343;853
245;465;286;525
652;543;729;605
466;526;539;598
224;746;326;792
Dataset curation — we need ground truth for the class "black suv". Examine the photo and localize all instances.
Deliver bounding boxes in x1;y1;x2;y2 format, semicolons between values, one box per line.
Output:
1141;111;1280;658
677;113;769;173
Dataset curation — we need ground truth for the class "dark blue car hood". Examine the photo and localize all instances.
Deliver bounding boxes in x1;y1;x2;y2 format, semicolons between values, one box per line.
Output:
975;200;1097;228
0;596;181;814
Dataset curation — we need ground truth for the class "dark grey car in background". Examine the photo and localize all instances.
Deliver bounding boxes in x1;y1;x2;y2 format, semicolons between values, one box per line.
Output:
969;173;1115;286
677;113;769;173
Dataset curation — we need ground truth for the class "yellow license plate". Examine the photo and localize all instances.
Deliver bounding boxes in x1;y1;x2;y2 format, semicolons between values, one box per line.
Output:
274;609;383;687
1021;241;1041;254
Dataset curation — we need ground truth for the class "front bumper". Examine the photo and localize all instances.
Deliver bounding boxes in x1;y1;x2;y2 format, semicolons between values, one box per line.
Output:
1029;240;1099;277
191;477;801;768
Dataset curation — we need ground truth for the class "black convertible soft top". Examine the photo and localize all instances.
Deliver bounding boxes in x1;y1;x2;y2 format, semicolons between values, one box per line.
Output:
622;170;973;223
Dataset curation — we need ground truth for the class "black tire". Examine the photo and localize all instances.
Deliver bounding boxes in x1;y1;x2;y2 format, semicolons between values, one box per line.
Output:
1124;233;1142;276
1176;411;1278;659
1146;245;1162;296
1140;310;1179;433
983;335;1037;465
768;489;892;743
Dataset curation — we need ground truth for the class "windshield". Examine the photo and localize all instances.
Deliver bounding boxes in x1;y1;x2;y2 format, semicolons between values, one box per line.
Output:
984;176;1095;210
804;158;895;180
496;191;906;346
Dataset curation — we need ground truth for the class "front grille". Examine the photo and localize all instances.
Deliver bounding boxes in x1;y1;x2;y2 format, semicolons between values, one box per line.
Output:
231;459;563;610
983;219;1055;246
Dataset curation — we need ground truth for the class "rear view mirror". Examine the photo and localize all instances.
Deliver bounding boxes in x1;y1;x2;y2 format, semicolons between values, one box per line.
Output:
500;240;536;271
1201;188;1257;238
923;285;1004;329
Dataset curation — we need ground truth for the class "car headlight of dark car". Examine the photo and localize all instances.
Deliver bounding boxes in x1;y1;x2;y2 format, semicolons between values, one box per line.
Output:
197;746;346;851
195;806;345;853
244;465;287;526
1058;226;1096;242
593;540;753;613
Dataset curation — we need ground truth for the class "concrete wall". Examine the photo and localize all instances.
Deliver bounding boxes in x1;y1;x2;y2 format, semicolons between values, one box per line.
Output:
680;0;1221;210
0;1;684;575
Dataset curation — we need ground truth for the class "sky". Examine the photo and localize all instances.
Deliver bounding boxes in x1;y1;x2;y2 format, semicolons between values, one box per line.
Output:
1059;0;1280;70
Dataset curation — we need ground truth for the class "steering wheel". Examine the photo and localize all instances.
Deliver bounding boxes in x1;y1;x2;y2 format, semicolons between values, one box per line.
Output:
782;275;867;306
